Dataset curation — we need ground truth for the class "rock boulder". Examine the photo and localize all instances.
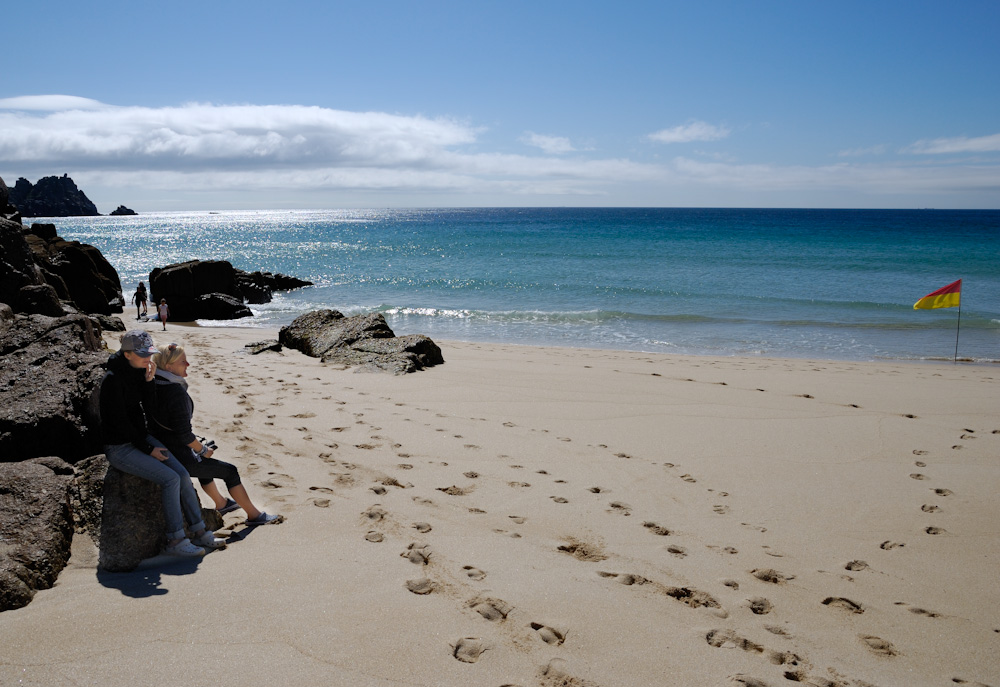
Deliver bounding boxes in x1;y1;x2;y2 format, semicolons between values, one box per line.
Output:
0;313;107;462
24;224;125;315
279;309;443;374
7;175;100;218
0;462;74;611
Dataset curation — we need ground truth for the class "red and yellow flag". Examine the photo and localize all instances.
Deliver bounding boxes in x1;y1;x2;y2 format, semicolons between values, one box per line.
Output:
913;279;961;310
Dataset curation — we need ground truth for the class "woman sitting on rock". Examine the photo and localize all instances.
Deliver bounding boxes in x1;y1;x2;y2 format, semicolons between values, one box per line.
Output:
149;342;284;527
99;330;226;557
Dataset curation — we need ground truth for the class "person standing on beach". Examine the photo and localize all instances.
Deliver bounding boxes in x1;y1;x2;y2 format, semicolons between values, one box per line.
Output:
149;342;284;527
99;330;226;557
131;282;148;319
157;298;169;330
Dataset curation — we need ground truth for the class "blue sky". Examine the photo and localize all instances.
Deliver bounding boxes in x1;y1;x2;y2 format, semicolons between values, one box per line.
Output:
2;1;998;211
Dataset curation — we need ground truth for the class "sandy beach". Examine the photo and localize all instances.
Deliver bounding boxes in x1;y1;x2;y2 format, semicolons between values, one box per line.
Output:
1;323;997;687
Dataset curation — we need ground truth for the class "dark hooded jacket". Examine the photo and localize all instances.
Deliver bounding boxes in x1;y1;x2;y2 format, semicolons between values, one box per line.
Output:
99;351;156;454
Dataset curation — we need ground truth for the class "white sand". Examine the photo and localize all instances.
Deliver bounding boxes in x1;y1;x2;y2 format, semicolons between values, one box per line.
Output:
2;323;998;687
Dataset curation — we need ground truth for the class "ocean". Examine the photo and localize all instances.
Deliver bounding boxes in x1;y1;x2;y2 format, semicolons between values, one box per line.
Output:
43;207;1000;363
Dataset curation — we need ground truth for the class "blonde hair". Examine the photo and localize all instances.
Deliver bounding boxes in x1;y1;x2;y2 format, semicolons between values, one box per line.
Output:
152;342;185;368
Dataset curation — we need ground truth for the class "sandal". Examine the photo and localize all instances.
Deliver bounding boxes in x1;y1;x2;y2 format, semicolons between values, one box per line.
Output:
245;512;285;526
218;498;241;515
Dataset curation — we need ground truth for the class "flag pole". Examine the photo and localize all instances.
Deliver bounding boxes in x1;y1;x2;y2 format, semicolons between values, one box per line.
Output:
953;301;961;363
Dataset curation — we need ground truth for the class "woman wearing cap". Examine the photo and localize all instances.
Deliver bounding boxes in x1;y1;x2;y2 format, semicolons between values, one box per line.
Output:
99;330;226;557
149;342;283;527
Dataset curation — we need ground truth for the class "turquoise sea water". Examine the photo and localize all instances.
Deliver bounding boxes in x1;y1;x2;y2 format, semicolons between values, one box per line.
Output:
46;208;1000;362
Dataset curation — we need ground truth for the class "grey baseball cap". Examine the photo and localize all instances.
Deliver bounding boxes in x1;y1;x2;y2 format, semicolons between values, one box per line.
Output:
120;330;159;356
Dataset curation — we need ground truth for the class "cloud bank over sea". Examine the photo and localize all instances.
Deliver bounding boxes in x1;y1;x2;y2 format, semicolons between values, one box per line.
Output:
2;96;998;209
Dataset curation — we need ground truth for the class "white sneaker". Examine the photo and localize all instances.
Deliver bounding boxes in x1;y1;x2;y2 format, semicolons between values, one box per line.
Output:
164;538;205;557
192;531;227;550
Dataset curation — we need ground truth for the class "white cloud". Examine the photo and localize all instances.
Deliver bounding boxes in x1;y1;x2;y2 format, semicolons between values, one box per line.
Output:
2;96;998;207
0;95;109;111
837;144;889;158
904;132;1000;154
520;132;575;154
648;121;730;144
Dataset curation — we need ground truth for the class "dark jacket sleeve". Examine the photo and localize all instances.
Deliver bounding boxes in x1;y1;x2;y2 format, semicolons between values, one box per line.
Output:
99;369;155;454
149;382;197;445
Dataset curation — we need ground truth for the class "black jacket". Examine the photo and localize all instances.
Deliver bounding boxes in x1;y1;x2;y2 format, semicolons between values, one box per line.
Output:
148;375;197;454
99;351;155;454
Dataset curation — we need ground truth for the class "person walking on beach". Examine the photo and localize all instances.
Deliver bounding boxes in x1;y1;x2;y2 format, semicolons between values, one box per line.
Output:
99;330;226;557
131;282;148;319
148;342;284;527
157;298;169;330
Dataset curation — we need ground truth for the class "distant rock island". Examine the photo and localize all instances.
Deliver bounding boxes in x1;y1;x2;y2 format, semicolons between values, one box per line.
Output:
7;175;135;218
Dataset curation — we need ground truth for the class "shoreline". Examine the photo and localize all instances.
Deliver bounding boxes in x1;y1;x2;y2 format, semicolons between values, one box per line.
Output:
3;322;997;686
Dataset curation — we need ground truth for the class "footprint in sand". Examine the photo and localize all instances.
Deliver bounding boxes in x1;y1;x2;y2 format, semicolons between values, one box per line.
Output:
402;542;431;565
463;471;479;478
462;565;487;581
363;505;387;521
557;538;607;562
412;522;432;533
908;606;942;618
731;675;770;687
667;545;687;558
508;481;531;488
404;577;441;595
643;522;671;536
705;629;764;654
822;597;864;614
364;531;384;543
921;504;942;513
747;597;773;615
509;516;527;524
713;505;731;515
597;571;649;586
845;560;869;571
608;501;632;516
551;496;569;504
909;473;928;480
451;637;488;663
880;541;905;550
310;497;331;508
530;622;567;646
468;597;513;622
860;634;898;657
680;474;697;483
751;569;795;584
437;485;473;496
933;488;954;496
925;526;946;535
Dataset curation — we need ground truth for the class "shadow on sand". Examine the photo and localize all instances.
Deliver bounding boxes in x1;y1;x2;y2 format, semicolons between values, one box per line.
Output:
95;527;259;598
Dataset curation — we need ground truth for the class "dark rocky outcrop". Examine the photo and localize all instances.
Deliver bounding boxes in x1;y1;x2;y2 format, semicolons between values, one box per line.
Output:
148;260;249;321
97;468;166;572
279;309;443;374
7;175;100;218
0;176;21;224
245;340;283;355
69;454;108;543
0;187;124;318
0;313;107;462
0;461;74;611
235;269;313;304
149;260;311;321
98;466;223;573
109;205;136;216
24;223;125;315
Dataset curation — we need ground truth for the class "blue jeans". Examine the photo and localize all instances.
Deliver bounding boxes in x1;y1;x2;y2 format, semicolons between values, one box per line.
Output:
104;436;206;540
